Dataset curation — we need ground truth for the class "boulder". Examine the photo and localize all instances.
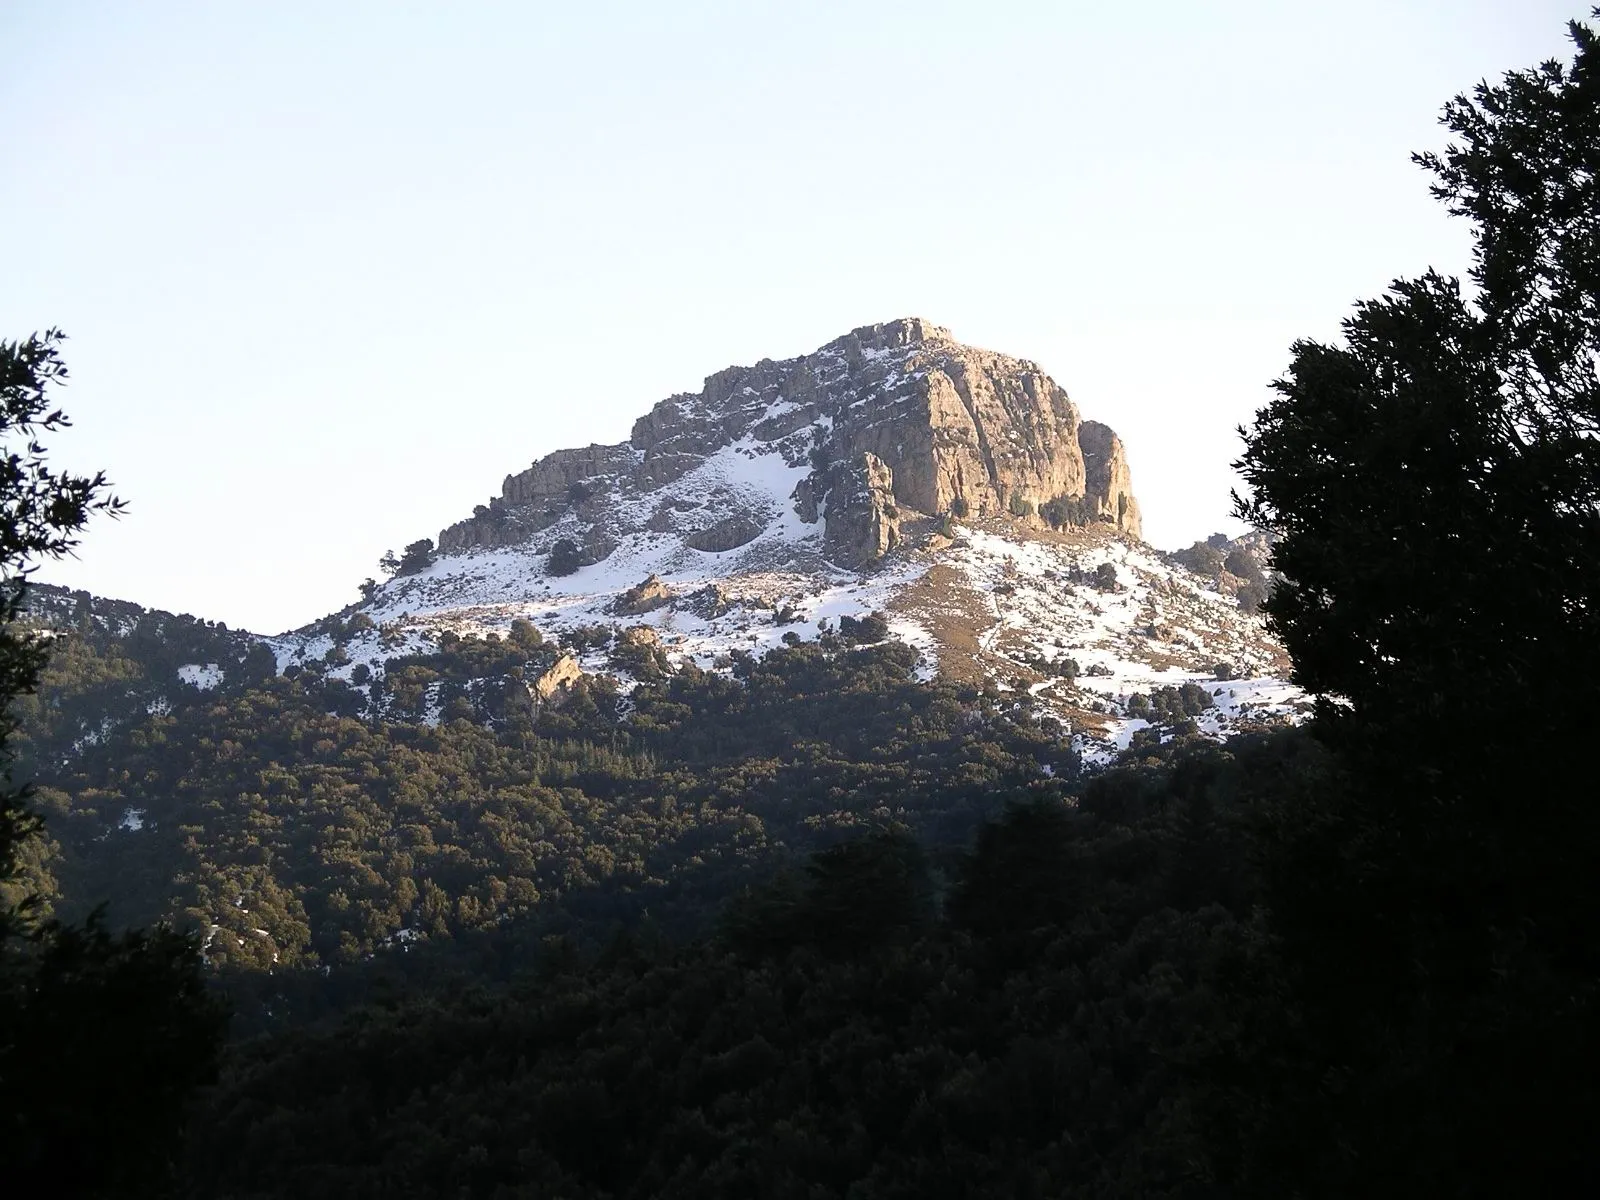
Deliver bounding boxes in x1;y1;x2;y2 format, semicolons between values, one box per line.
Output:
611;574;674;616
526;654;583;708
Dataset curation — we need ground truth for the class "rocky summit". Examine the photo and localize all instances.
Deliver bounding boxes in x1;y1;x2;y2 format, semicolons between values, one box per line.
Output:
436;318;1140;567
259;319;1300;758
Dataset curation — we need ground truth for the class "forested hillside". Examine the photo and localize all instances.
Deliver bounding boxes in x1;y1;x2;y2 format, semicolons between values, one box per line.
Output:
14;592;1109;1027
183;732;1319;1199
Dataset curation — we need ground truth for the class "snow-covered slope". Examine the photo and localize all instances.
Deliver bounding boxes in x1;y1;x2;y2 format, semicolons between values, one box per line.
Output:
274;510;1299;761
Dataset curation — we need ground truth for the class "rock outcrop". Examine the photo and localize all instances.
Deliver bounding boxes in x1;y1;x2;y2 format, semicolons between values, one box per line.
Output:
823;453;901;565
437;319;1141;565
611;574;674;616
531;654;583;704
1077;421;1141;538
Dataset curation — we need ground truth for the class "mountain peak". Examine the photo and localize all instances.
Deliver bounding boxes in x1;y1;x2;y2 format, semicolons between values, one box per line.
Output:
838;316;954;352
257;320;1297;758
437;319;1140;569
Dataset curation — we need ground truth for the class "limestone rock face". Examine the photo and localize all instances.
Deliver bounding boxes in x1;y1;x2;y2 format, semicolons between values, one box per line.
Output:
1077;421;1142;540
435;319;1141;565
611;574;674;616
824;453;901;565
531;654;583;705
684;513;765;553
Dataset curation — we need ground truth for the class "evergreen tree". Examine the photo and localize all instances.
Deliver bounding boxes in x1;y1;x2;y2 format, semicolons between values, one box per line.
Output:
0;331;224;1197
1230;15;1600;1193
396;537;435;576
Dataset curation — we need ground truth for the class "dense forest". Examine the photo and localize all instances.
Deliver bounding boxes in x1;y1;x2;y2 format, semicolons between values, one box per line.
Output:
6;13;1600;1198
12;598;1097;1028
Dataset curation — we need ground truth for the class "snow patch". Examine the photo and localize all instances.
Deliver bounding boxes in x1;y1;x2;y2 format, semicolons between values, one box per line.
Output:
178;663;224;690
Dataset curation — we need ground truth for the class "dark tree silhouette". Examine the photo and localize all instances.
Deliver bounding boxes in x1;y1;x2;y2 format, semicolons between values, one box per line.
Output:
1230;15;1600;1194
0;331;224;1198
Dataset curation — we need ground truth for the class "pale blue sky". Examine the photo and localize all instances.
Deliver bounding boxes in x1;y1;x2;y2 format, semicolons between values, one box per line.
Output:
1;1;1582;632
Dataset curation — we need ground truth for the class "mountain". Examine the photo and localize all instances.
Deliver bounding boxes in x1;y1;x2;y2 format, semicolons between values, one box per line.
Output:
7;318;1304;1031
437;316;1140;564
266;318;1298;758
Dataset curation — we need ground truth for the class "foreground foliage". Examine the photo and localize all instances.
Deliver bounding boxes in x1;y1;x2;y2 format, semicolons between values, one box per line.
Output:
183;734;1306;1199
0;332;223;1198
1232;14;1600;1193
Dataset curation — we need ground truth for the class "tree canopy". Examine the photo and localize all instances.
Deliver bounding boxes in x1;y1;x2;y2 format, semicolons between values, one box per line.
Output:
0;331;224;1198
1231;13;1600;1193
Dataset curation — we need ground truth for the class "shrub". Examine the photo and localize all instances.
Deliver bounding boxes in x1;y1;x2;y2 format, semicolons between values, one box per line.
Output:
1236;579;1270;613
547;539;583;577
1174;541;1226;576
1008;494;1035;518
563;624;613;653
839;613;890;644
395;539;434;577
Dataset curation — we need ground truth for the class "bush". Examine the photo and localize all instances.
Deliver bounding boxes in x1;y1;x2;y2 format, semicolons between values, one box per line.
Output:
839;613;890;644
1236;579;1270;613
949;496;970;518
1008;494;1035;518
395;539;435;577
1224;548;1263;581
1174;541;1226;576
562;624;612;652
1039;497;1081;528
547;539;583;577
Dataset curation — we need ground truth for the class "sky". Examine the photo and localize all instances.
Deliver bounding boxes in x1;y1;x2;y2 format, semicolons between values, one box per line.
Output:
0;1;1585;633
